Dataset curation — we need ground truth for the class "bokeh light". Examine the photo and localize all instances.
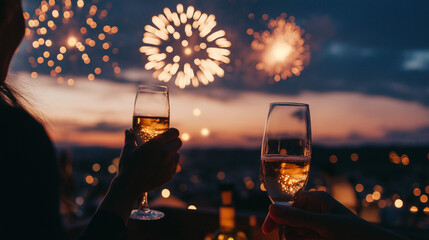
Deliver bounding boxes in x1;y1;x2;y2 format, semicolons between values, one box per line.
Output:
181;133;190;141
193;108;201;116
394;199;403;208
366;194;374;203
188;205;197;210
201;128;210;137
140;4;231;88
424;207;429;215
92;163;101;172
75;196;84;206
329;155;338;164
420;194;428;203
108;164;117;174
217;171;226;181
372;191;381;200
161;189;171;198
85;175;94;184
413;188;421;196
355;184;364;193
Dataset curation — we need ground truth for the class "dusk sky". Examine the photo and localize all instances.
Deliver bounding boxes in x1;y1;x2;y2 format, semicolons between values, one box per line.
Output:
9;0;429;148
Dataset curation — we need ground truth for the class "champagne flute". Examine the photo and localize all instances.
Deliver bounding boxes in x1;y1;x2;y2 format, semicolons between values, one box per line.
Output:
130;84;170;220
261;102;311;240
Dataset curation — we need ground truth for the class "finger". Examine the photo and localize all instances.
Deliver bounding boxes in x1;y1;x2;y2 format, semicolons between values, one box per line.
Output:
164;138;182;153
160;153;179;176
170;154;180;174
294;227;320;239
292;192;311;209
160;155;180;185
123;129;136;152
284;227;301;240
269;204;326;232
297;191;354;215
153;128;180;143
173;153;180;164
120;130;136;161
262;213;278;234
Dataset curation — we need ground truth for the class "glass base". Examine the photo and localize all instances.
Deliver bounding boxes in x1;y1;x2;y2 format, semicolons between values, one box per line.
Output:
274;201;293;207
130;208;164;220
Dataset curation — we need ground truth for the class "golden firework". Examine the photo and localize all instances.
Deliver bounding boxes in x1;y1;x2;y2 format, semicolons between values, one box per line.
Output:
251;14;310;82
25;0;120;85
140;4;231;89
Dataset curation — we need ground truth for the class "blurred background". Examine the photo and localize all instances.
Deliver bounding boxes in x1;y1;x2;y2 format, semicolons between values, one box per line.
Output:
9;0;429;238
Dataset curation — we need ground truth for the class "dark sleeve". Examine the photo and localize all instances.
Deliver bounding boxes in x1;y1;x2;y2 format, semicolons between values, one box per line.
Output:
0;106;66;239
76;210;127;240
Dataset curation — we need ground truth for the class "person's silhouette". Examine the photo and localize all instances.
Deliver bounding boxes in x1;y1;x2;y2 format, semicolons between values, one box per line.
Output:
0;1;182;239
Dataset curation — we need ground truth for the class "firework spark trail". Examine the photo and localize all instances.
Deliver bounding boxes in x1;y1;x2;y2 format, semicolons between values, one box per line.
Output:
140;4;231;89
251;14;310;82
25;0;120;85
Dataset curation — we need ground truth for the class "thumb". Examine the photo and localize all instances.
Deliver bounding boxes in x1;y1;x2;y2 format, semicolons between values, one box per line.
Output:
124;129;135;145
120;130;136;158
269;204;327;232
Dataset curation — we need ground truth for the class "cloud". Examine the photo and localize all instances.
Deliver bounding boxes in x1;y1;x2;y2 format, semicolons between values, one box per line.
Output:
402;50;429;71
77;122;129;133
302;15;336;51
119;68;153;82
326;43;375;57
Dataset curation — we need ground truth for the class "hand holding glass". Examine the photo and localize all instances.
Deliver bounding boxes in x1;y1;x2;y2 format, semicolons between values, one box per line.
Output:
130;85;169;220
261;103;311;239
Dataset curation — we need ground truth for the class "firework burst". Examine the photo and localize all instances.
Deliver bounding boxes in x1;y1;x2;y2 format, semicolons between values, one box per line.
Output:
251;14;310;82
140;4;231;89
25;0;120;85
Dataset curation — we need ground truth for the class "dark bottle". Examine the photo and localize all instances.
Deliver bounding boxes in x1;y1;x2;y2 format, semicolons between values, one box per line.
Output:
212;184;247;240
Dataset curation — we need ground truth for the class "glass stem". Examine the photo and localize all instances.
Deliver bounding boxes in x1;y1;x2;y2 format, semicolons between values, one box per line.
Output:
139;192;149;210
278;225;287;240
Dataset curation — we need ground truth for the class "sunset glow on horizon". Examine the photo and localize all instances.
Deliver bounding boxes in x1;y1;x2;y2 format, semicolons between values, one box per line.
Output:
11;72;429;149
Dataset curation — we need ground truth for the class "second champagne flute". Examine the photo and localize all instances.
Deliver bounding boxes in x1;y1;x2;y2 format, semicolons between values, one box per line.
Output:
130;84;169;220
261;102;311;239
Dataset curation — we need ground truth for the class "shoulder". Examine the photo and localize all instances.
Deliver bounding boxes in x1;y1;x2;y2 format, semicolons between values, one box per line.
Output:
0;104;39;126
0;105;54;161
0;104;47;138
